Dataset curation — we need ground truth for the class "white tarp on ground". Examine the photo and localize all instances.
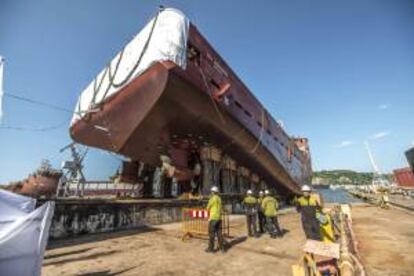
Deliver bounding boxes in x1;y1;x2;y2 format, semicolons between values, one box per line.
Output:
72;8;189;123
0;189;37;230
0;190;55;276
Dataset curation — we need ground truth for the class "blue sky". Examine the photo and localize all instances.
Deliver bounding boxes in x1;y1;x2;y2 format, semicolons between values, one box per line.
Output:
0;0;413;183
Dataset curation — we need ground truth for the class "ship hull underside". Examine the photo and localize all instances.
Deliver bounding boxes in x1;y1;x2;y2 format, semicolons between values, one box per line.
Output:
70;63;298;194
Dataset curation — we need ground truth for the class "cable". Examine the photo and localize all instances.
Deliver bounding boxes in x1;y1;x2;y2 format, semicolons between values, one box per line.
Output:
1;91;74;131
0;119;69;132
3;91;74;114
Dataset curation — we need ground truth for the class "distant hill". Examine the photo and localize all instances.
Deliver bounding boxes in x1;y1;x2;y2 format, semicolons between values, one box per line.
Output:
312;170;393;185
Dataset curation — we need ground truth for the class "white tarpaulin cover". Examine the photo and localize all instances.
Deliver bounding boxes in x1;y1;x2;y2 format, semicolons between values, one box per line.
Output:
72;8;189;123
0;190;55;276
0;189;36;230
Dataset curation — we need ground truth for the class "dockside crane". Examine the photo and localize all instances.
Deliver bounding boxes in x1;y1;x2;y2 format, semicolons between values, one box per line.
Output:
56;142;88;197
364;140;390;187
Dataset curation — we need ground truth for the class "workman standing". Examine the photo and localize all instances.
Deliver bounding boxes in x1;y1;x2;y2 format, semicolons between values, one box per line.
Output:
296;185;321;240
261;190;283;238
205;186;224;253
257;190;266;233
316;208;336;243
243;189;258;237
379;191;390;209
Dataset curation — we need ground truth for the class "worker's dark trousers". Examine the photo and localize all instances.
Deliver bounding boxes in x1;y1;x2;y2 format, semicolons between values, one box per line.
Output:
301;215;321;240
266;216;282;237
258;211;266;233
208;219;223;251
246;213;257;236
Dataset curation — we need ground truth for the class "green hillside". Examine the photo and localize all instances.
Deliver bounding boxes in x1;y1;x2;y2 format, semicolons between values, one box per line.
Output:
312;170;393;185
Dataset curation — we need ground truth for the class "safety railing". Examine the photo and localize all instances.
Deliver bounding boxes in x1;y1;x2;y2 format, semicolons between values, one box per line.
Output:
181;208;230;241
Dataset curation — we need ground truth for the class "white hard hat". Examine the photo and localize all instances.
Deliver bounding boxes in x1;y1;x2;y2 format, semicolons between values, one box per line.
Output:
211;186;219;193
247;189;253;195
265;190;270;195
301;185;311;192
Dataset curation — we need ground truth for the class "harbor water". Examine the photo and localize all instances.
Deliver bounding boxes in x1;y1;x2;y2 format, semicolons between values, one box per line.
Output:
316;187;363;204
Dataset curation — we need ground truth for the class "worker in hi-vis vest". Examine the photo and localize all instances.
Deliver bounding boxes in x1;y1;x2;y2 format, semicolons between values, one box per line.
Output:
316;208;336;243
205;186;225;253
243;189;258;237
261;190;283;238
296;185;321;240
257;190;266;233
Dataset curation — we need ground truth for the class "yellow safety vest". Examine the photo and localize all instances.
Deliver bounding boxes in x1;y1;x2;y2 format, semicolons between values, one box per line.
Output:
261;196;279;217
207;194;222;221
317;213;335;243
297;195;319;206
243;195;257;205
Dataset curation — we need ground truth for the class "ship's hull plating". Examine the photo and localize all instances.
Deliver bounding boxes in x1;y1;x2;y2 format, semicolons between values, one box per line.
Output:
71;61;304;194
71;19;312;195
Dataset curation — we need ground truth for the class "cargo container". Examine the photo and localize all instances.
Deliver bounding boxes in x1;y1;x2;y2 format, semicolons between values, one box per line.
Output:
393;167;414;187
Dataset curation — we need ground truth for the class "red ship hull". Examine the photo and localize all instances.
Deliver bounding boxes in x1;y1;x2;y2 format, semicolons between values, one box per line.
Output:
70;22;311;195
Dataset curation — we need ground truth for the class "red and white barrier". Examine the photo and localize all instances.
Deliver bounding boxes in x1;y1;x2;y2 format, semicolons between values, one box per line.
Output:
189;209;209;219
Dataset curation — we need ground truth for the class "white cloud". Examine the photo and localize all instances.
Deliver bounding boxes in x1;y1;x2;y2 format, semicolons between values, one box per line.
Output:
333;140;353;148
378;104;389;110
369;131;390;140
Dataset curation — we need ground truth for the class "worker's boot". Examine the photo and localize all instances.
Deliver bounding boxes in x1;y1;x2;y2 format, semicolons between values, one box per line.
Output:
205;238;215;253
252;227;259;238
205;247;214;253
219;242;226;254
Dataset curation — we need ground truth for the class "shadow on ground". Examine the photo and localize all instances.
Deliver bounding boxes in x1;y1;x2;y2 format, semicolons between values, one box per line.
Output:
44;250;120;266
76;266;136;276
47;225;160;249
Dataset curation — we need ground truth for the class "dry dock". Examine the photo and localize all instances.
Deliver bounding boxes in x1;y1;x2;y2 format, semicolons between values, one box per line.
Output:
42;204;414;276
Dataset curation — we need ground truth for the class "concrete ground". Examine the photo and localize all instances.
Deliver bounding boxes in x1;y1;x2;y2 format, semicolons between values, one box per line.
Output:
42;211;305;276
42;204;414;276
351;204;414;276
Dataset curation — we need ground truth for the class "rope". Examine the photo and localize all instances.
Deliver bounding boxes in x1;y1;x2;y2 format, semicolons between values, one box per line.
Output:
197;66;226;124
250;108;266;153
88;7;162;108
90;66;109;107
110;10;160;89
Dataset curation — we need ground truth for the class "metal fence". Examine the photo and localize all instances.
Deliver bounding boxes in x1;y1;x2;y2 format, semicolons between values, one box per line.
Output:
181;208;230;241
